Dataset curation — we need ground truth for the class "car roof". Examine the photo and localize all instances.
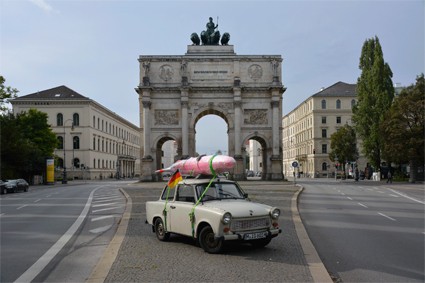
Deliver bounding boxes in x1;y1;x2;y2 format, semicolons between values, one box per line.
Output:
178;177;236;186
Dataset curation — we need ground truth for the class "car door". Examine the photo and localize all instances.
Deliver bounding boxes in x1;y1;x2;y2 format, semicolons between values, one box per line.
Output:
169;184;196;236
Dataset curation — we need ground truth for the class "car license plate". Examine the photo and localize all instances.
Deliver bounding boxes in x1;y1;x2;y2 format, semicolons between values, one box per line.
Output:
244;231;268;240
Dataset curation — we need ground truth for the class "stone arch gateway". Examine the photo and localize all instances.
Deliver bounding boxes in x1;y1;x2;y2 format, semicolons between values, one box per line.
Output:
136;45;286;181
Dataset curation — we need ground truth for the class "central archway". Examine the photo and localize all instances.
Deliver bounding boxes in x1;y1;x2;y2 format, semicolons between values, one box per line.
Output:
195;113;228;156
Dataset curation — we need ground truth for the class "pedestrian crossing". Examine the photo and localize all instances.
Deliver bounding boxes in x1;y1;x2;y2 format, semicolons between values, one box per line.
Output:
89;188;125;235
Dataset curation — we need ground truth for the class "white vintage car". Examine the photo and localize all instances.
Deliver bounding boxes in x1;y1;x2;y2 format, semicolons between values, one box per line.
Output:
145;177;281;253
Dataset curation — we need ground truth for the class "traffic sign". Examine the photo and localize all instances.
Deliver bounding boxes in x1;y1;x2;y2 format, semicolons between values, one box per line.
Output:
292;161;298;168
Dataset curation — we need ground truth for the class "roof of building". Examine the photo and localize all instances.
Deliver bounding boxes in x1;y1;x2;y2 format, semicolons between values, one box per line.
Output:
312;81;357;97
13;85;90;100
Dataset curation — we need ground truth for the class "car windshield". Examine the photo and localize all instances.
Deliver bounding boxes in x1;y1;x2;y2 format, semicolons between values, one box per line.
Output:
196;182;245;201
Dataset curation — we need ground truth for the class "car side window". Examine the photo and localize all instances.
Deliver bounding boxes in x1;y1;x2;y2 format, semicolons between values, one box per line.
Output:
160;186;175;201
176;184;195;203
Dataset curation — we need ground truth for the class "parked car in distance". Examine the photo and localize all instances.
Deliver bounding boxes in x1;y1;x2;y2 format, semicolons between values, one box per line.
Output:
3;179;29;194
0;180;6;195
146;177;281;254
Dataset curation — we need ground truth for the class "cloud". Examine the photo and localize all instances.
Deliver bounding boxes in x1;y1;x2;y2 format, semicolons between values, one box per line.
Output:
28;0;56;13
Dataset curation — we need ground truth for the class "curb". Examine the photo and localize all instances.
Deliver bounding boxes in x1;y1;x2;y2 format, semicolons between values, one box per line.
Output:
291;184;333;283
86;188;132;283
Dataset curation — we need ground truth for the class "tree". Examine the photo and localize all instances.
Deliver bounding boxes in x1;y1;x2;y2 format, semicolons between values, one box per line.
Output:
0;75;18;113
329;124;359;175
352;36;394;170
381;74;425;182
0;109;58;181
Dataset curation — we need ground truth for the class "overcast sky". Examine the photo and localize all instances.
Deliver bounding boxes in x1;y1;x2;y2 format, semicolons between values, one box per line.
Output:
1;0;424;155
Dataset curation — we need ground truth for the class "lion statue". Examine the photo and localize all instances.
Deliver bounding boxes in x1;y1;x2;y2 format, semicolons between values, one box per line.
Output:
190;33;200;45
220;32;230;45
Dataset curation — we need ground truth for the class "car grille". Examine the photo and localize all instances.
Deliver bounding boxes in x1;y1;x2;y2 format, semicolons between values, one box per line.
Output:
230;217;270;231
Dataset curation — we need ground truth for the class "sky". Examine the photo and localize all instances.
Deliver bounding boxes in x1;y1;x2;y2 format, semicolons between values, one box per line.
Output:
1;0;424;155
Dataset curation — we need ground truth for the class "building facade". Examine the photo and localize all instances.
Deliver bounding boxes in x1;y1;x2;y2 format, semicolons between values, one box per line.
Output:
11;86;140;181
282;81;367;178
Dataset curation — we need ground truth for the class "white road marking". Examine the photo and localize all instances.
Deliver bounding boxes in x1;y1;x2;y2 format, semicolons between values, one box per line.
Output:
0;213;5;217
92;206;122;213
34;199;41;203
92;215;114;222
341;193;346;196
388;189;425;204
89;224;113;234
347;197;353;200
17;205;28;210
14;187;101;283
93;197;121;203
389;194;399;198
92;202;116;208
378;212;397;221
358;202;368;208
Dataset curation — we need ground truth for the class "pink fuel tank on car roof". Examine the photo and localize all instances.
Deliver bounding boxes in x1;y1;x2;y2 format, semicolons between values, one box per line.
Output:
155;154;236;176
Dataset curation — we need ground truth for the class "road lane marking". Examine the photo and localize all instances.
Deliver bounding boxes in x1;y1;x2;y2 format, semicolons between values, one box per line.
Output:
34;199;41;203
389;194;399;198
388;189;425;204
347;197;353;200
17;205;28;210
0;213;5;217
92;215;114;222
92;206;122;213
89;224;113;234
92;202;117;208
93;197;121;203
378;212;397;221
14;186;102;283
358;202;368;208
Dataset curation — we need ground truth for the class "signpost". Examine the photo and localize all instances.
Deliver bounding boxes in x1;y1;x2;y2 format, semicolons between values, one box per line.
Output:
292;161;298;184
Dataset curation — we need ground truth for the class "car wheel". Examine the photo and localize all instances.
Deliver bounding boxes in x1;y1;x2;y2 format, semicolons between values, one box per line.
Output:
24;187;28;192
250;237;272;248
154;218;170;241
198;226;223;254
1;188;6;195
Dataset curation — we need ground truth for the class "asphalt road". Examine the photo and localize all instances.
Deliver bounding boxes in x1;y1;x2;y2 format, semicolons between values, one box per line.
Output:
0;181;128;283
298;179;425;282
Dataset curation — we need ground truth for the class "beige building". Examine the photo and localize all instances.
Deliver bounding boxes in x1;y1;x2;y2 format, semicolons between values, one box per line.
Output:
11;86;140;181
282;81;367;178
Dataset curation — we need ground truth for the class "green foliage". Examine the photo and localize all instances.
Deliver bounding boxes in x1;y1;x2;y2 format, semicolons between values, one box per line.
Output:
352;36;394;169
329;124;359;171
0;75;18;113
380;74;425;181
0;109;58;180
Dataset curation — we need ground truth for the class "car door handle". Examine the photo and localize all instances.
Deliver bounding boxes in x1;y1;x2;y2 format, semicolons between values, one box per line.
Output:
170;206;176;209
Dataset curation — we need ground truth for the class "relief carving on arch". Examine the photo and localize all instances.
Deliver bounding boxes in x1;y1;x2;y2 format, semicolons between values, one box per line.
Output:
244;109;268;125
154;110;179;125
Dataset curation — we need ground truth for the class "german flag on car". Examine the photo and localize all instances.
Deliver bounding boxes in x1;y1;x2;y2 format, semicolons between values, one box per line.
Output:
168;170;183;189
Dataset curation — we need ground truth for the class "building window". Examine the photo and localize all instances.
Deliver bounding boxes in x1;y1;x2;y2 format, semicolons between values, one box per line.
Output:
93;159;96;169
322;144;327;154
322;129;327;138
336;99;341;109
93;137;96;150
58;158;64;169
73;158;80;168
93;116;95;127
336;116;341;124
57;136;63;149
73;136;80;149
57;113;63;126
321;99;326;109
322;116;326;124
322;162;327;171
73;113;79;126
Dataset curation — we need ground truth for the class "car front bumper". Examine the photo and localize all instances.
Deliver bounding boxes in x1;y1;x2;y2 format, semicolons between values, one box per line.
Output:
218;228;281;241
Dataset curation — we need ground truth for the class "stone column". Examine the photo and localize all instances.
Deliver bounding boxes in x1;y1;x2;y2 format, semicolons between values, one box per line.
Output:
181;88;189;158
233;80;244;180
271;100;280;156
142;100;152;158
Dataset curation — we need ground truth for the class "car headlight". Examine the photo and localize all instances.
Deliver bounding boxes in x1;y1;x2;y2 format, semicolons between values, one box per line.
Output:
222;212;232;224
270;208;280;219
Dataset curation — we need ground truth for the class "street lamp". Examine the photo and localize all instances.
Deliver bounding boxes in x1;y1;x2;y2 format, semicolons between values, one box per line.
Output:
62;119;74;184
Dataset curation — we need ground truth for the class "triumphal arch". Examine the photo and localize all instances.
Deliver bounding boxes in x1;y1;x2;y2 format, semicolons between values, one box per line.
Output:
136;19;286;181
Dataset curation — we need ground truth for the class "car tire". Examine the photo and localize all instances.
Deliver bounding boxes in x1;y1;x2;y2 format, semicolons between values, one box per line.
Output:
24;187;28;192
250;237;272;248
154;218;170;241
1;188;6;195
198;226;223;254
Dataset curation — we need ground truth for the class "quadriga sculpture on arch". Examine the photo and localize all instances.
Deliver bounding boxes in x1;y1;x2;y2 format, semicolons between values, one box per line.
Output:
190;17;230;46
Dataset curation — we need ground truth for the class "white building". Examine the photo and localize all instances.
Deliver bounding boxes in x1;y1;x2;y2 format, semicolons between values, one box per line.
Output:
282;81;367;178
11;85;140;181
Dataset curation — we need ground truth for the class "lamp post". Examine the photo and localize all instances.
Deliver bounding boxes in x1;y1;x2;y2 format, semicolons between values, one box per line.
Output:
62;119;74;184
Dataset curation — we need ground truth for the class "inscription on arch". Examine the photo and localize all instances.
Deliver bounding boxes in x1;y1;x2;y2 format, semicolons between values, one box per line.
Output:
154;110;179;125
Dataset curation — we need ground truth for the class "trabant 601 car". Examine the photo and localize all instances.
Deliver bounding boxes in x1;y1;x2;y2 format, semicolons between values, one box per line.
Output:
145;177;281;253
